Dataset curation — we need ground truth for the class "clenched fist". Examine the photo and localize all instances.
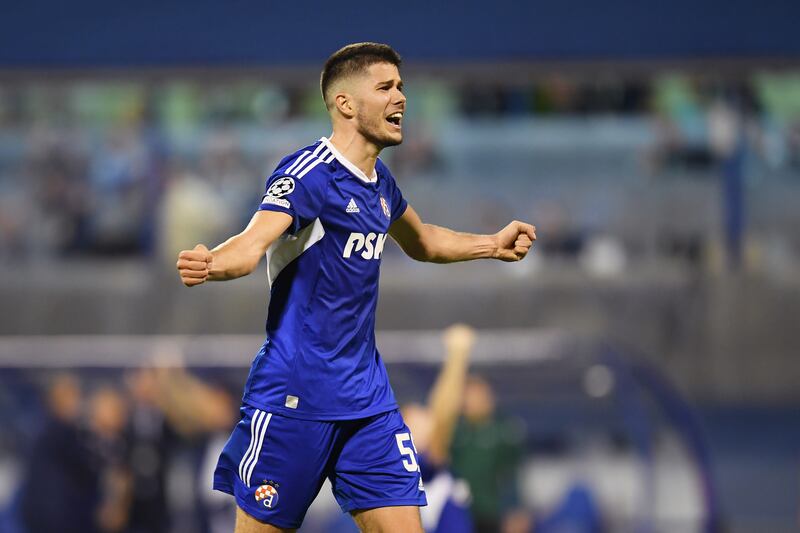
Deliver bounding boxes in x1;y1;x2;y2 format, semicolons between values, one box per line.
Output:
176;244;213;287
493;220;536;262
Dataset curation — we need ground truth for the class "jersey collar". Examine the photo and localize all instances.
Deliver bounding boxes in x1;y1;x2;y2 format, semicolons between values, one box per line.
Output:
320;136;378;184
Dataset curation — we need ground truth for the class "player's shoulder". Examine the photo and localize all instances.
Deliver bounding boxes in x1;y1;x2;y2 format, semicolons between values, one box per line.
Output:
273;138;337;183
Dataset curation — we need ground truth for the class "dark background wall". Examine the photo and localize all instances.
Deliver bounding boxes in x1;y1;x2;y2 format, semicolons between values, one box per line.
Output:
2;0;800;68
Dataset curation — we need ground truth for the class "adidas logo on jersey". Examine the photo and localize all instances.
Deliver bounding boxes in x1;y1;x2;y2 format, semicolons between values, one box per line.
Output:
343;232;388;260
345;198;360;213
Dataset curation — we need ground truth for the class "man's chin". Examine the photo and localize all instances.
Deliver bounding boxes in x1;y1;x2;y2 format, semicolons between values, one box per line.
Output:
383;135;403;147
360;126;403;149
381;130;403;147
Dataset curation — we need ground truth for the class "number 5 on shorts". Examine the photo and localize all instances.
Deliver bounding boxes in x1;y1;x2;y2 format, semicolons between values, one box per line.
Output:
395;432;419;472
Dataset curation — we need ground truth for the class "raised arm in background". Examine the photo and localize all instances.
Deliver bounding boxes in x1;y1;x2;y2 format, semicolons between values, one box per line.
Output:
425;324;477;466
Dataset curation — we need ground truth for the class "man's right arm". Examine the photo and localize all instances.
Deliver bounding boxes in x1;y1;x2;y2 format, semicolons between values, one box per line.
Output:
176;210;293;286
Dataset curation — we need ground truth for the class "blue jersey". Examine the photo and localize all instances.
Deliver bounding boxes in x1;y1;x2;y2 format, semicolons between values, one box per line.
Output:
242;137;408;421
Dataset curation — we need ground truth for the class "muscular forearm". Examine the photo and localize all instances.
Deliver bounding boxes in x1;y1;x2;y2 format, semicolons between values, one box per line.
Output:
207;232;266;281
422;224;497;263
178;211;292;287
391;206;534;264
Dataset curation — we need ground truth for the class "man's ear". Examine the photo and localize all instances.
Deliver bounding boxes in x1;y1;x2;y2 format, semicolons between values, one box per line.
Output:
334;92;355;119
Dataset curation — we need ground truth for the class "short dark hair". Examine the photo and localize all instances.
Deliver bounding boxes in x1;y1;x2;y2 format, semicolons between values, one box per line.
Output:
320;42;402;108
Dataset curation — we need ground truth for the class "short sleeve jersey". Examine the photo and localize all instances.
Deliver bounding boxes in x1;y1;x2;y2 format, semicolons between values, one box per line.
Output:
242;137;408;420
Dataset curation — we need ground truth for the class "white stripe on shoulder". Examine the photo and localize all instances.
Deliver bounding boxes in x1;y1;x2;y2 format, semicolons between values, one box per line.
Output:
245;412;272;487
296;157;325;177
284;151;311;175
311;141;326;156
290;145;324;176
289;143;326;176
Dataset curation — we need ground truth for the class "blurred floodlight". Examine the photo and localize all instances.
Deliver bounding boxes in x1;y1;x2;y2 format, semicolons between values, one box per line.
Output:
583;364;615;398
580;236;627;278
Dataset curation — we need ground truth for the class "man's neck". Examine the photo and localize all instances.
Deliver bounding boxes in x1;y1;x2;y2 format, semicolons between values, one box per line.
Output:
328;130;381;178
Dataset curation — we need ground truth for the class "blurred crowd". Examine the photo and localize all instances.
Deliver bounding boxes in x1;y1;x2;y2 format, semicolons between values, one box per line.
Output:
2;357;238;533
0;327;624;533
0;73;799;267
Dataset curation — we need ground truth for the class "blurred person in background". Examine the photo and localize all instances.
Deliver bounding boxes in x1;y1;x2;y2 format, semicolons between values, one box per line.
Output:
17;373;101;533
403;324;475;533
87;125;152;256
123;351;236;533
451;374;525;533
87;385;133;533
124;366;180;533
18;378;132;533
147;362;238;533
159;162;235;263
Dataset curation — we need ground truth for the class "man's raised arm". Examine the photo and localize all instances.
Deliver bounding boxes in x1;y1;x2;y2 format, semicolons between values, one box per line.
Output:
176;210;292;286
389;204;536;264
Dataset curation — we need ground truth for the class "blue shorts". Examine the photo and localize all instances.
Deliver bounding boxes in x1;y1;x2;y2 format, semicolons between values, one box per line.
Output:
213;405;427;529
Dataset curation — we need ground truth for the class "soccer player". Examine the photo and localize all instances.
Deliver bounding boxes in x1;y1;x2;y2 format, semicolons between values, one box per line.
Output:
176;42;536;533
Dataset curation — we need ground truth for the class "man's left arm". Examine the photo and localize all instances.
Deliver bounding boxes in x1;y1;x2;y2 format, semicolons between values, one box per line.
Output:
389;204;536;263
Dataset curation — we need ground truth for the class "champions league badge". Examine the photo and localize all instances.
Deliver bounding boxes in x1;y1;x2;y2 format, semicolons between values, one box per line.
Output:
267;177;295;198
380;196;391;219
255;482;280;509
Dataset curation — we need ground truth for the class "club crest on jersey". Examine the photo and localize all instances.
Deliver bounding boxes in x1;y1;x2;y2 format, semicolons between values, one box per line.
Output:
380;196;391;219
254;483;279;509
267;177;295;198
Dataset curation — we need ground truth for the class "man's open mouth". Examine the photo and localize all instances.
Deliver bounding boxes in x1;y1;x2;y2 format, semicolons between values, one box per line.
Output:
386;112;403;127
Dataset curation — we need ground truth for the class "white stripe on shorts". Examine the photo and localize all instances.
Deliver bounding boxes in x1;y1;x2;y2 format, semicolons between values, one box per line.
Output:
238;409;265;485
245;412;272;487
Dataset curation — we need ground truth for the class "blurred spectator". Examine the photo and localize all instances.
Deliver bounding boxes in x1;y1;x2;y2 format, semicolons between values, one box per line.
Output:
199;127;259;230
158;163;234;263
17;374;110;533
123;347;236;533
16;364;236;533
26;135;91;256
87;126;151;255
88;386;132;533
123;367;179;533
1;74;799;269
451;374;525;533
402;324;475;533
